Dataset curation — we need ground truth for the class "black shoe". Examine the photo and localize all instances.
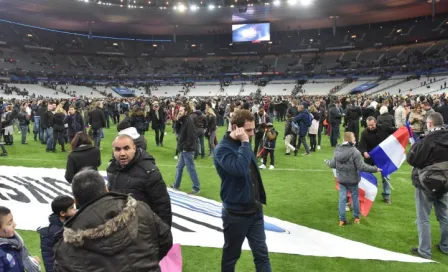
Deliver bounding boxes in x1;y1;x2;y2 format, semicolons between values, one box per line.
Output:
46;149;51;152
284;153;290;155
160;142;163;147
384;199;392;204
22;142;27;145
294;150;298;156
61;149;66;152
169;184;179;190
51;149;56;153
410;248;431;259
0;153;7;157
188;190;200;195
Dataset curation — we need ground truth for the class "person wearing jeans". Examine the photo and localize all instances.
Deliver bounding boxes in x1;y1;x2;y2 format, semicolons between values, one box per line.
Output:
294;105;311;155
214;109;271;272
328;102;343;147
407;112;448;259
173;151;201;192
326;132;380;226
170;104;200;194
17;106;29;144
191;108;207;159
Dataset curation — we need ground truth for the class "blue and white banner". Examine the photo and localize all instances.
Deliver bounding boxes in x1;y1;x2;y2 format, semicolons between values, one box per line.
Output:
0;166;431;263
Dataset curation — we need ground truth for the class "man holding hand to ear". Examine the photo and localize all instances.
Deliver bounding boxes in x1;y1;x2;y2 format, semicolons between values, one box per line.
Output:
214;109;271;272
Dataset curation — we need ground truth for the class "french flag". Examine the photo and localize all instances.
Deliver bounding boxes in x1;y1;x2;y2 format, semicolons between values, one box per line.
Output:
406;120;420;145
369;126;409;177
333;170;378;216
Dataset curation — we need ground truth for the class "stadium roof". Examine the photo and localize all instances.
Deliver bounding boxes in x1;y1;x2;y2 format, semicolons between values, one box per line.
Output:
0;0;447;35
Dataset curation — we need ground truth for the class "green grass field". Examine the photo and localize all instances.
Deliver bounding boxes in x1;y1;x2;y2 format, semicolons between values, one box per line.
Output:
2;120;448;272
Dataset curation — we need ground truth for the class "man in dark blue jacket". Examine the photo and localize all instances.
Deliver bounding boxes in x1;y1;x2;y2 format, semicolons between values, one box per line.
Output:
214;109;271;272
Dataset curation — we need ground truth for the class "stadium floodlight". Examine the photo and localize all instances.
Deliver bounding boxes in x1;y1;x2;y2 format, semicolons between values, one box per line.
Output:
208;4;215;10
178;3;186;11
84;0;89;2
230;4;234;7
287;0;297;6
173;5;177;9
190;4;198;11
299;0;312;6
273;0;280;6
98;1;102;4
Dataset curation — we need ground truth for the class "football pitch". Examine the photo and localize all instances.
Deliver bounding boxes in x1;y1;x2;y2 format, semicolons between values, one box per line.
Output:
2;121;448;272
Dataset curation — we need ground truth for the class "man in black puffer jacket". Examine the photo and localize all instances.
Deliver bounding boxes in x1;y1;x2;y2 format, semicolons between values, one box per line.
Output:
54;169;172;272
107;134;172;227
191;107;207;159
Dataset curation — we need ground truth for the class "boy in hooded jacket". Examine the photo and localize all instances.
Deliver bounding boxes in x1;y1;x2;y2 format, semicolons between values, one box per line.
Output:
325;132;381;226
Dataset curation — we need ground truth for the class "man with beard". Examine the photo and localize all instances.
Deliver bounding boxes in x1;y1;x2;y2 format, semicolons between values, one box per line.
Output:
107;135;172;227
358;117;396;204
170;104;201;194
253;107;270;156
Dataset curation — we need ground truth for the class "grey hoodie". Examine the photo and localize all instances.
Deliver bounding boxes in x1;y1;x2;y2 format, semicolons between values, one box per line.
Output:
326;143;378;185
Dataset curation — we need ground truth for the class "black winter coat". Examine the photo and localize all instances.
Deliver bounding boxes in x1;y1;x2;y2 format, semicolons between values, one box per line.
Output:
377;112;395;129
65;145;101;183
206;114;217;135
358;124;396;165
41;110;54;129
53;193;173;272
344;105;362;126
53;113;66;132
149;108;166;129
64;112;84;137
191;110;207;129
176;115;196;152
407;129;448;188
17;111;29;126
107;149;172;227
436;105;448;125
39;213;63;272
131;112;147;132
328;104;343;126
89;107;106;130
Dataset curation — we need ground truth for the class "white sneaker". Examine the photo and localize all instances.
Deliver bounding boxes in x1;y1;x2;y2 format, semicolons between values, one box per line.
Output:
317;145;321;150
174;155;178;160
269;165;275;170
164;132;167;136
259;164;266;169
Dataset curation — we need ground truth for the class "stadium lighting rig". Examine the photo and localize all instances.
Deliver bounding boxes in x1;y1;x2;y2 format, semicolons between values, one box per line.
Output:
84;0;314;11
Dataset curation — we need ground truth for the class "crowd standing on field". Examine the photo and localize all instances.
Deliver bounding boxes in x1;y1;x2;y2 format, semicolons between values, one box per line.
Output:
0;90;448;271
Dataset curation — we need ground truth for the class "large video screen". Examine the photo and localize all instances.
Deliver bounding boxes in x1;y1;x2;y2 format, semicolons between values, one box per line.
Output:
232;23;270;43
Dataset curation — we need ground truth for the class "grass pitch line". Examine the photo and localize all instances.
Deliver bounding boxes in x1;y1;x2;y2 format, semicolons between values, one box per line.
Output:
4;157;411;175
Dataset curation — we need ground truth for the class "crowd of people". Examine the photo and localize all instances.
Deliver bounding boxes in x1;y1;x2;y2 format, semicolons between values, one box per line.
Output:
0;88;448;270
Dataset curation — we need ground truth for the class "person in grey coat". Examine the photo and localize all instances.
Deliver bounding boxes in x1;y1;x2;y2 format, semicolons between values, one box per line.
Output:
325;132;381;226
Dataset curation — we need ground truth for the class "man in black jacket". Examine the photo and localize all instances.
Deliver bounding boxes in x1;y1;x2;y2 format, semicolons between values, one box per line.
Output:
89;101;106;148
344;99;362;146
107;134;171;227
407;112;448;259
17;106;29;144
54;168;172;272
358;116;396;204
170;104;201;194
149;101;166;147
37;101;48;144
191;106;207;159
328;101;343;147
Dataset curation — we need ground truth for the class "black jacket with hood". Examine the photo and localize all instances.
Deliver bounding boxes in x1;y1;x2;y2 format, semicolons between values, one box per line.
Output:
176;114;196;152
53;193;173;272
107;149;172;227
407;128;448;189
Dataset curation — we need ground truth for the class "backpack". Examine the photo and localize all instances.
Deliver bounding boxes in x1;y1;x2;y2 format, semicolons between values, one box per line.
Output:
309;119;319;135
307;112;313;127
291;121;300;135
417;161;448;198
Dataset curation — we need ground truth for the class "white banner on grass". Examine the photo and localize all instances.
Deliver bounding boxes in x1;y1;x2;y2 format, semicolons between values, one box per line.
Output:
0;166;431;263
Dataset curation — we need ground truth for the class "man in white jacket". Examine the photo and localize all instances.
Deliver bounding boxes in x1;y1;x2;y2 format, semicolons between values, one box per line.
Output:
394;99;407;128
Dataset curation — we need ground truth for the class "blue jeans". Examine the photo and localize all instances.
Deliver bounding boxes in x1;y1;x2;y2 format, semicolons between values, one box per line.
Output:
93;128;102;148
174;151;200;192
20;125;28;144
45;127;53;150
221;208;271;272
339;184;360;222
195;129;205;158
330;124;339;147
33;116;41;141
415;188;448;258
382;174;391;200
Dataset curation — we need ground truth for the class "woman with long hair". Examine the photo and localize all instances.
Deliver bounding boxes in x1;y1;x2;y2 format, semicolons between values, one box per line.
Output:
205;106;217;157
64;132;101;183
52;106;67;152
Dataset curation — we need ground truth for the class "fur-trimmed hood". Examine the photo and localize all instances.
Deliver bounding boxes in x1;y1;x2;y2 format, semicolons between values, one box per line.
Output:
63;193;139;256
